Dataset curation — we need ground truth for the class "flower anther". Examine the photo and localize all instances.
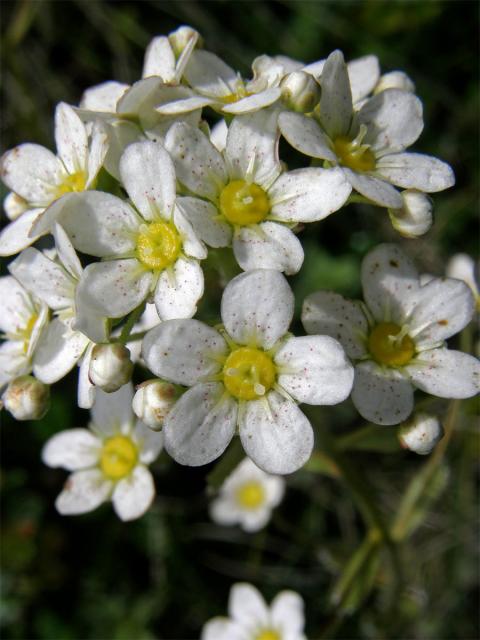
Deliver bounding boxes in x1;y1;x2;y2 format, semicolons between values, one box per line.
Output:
368;322;415;367
220;180;270;226
100;435;138;480
223;346;276;400
136;222;182;270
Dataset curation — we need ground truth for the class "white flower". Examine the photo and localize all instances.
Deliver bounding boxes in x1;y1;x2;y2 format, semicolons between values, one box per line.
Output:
165;109;351;274
42;384;163;521
210;458;285;532
388;190;433;238
0;275;49;389
142;26;199;84
32;141;206;329
201;582;306;640
0;102;108;256
143;269;354;474
399;413;443;455
88;344;133;392
279;50;454;210
446;253;479;307
302;244;480;425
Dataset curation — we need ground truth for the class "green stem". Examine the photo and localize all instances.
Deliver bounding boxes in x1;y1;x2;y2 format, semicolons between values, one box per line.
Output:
117;302;146;344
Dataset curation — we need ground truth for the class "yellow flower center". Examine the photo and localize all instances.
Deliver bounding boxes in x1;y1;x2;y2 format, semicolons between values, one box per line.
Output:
236;481;265;509
21;313;38;354
220;84;251;104
256;631;281;640
136;222;181;271
223;347;276;401
100;435;138;480
219;180;270;226
333;125;376;172
368;322;415;367
55;170;88;196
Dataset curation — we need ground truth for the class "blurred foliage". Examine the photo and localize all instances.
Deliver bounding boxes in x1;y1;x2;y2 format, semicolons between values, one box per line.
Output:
0;1;479;639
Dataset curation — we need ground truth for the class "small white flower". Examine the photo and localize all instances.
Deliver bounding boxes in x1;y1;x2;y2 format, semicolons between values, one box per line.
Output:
0;276;49;389
2;375;50;421
210;458;285;532
279;50;454;210
42;384;163;521
0;102;108;256
201;582;306;640
446;253;479;307
32;141;206;329
399;413;444;455
165;109;351;274
302;244;480;425
143;269;354;474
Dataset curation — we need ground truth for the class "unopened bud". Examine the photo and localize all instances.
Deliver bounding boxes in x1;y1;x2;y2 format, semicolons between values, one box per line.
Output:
89;344;133;392
388;190;433;238
169;26;201;57
132;379;178;431
281;71;321;113
374;71;415;95
2;375;50;420
399;413;444;455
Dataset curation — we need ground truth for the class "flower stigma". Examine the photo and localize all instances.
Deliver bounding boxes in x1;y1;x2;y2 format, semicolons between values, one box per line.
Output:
223;346;276;400
100;435;138;480
219;180;270;226
333;125;376;172
136;222;181;270
235;481;265;509
368;322;415;366
55;170;88;196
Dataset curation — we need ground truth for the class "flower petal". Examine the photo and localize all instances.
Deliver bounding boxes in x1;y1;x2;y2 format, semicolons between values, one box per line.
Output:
184;50;237;97
388;190;433;238
54;469;112;516
91;383;135;437
271;591;305;636
176;196;231;248
154;257;204;320
343;168;403;208
173;207;207;260
221;269;294;349
409;277;475;345
133;421;164;464
269;167;351;222
406;349;480;399
376;152;455;192
229;583;269;626
155;95;216;115
142;319;227;386
348;55;380;104
42;428;101;471
361;243;420;323
276;335;354;405
225;108;281;189
77;344;95;409
221;87;281;114
119;141;176;221
142;35;175;81
86;120;109;187
52;222;83;280
112;465;155;521
80;81;129;112
278;112;336;161
319;50;353;139
33;319;89;383
351;361;414;425
233;221;304;275
0;144;63;204
239;391;314;474
0;209;43;257
9;247;75;310
54;102;88;174
358;89;423;154
201;618;244;640
76;259;152;318
302;291;368;359
0;340;29;387
0;275;35;334
165;122;227;200
164;383;237;466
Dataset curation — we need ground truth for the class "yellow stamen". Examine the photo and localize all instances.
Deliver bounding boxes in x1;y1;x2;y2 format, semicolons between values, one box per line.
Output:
22;313;38;354
55;170;88;196
256;631;281;640
333;126;376;172
368;322;415;367
223;346;276;400
219;180;270;226
236;481;265;509
136;222;181;271
99;435;138;480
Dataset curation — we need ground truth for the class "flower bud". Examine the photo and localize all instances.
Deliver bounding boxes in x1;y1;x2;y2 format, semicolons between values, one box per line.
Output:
280;71;321;113
388;190;433;238
168;26;201;57
399;413;444;455
132;379;178;431
374;71;415;94
2;376;50;421
88;344;133;392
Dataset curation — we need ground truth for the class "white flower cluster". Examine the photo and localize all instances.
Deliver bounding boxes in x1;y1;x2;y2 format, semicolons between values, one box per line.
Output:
1;26;478;524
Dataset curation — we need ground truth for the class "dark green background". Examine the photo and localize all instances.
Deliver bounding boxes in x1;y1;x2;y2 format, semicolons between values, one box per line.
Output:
1;2;478;639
